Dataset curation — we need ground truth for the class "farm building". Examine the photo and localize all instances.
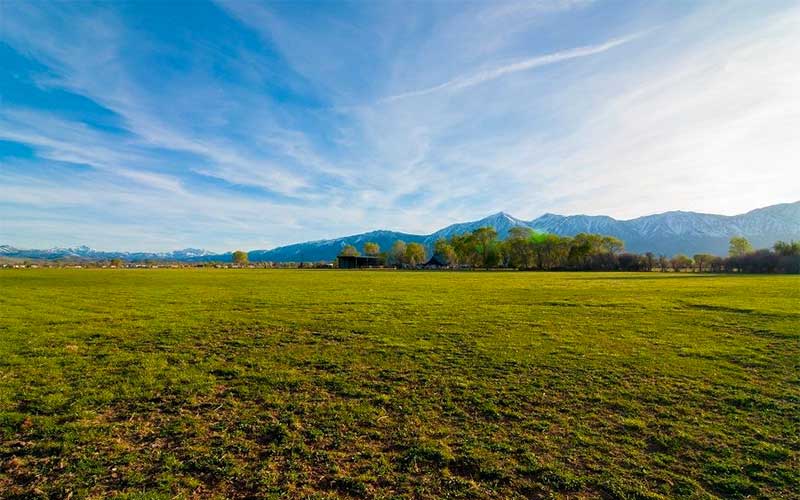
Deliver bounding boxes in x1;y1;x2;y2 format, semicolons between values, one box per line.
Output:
337;255;384;269
422;254;449;268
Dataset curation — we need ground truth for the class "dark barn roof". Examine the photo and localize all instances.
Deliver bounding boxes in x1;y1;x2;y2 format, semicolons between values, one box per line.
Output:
337;255;384;269
423;254;448;267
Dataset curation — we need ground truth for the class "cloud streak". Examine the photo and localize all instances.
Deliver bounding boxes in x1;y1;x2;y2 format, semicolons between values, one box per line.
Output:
384;33;643;102
1;1;798;251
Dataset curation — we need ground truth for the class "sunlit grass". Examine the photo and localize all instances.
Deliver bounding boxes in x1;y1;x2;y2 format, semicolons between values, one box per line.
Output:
1;269;797;498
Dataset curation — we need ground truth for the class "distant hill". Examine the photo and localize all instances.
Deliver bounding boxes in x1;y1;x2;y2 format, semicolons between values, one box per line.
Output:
247;213;535;262
528;202;800;256
3;202;798;262
246;202;800;261
0;245;217;262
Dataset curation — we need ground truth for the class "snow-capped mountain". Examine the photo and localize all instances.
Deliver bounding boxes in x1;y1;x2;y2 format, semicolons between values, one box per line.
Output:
248;230;425;263
3;202;798;262
428;212;530;241
525;202;800;256
247;215;538;262
249;201;799;261
529;213;622;237
0;245;19;255
0;246;217;262
166;248;216;259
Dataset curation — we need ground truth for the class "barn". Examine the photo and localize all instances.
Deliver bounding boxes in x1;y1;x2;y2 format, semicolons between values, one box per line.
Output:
337;255;384;269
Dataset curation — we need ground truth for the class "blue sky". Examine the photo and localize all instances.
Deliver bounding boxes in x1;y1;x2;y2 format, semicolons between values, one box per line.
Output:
1;0;798;252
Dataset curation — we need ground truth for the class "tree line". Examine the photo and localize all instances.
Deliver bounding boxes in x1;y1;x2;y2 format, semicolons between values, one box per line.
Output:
339;227;800;273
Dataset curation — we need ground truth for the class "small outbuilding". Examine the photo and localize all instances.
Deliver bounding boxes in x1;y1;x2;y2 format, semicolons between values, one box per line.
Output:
337;255;384;269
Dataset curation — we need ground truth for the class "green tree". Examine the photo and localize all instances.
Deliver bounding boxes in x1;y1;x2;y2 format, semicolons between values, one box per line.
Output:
339;245;360;257
505;227;535;269
110;258;123;268
232;250;249;265
405;242;426;267
433;238;456;266
483;242;503;268
473;227;499;268
363;242;380;256
774;240;800;256
670;254;693;272
450;233;478;267
601;236;625;254
388;240;407;266
728;236;753;257
532;234;571;270
693;254;715;272
567;233;596;269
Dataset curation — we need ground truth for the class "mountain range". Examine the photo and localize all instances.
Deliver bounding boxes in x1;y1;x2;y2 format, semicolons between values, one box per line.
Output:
2;202;798;262
0;246;215;262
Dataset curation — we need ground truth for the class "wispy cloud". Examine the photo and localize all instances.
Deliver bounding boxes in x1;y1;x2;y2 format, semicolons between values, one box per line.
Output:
384;33;643;102
1;1;798;251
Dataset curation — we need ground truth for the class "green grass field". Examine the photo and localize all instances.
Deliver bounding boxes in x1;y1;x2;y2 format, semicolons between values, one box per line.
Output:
0;270;798;499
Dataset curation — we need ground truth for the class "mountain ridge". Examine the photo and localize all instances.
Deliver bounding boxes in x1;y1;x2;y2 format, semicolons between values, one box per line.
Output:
3;202;798;262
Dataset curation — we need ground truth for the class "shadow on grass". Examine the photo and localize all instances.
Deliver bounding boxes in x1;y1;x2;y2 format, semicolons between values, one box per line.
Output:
567;274;720;281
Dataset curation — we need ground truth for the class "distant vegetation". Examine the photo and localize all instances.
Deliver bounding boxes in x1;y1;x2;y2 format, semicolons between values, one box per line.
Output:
232;250;249;265
5;233;797;274
339;244;360;257
363;242;380;256
347;227;799;273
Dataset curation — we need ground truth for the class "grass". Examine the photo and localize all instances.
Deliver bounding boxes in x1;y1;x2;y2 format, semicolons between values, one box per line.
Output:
0;269;798;499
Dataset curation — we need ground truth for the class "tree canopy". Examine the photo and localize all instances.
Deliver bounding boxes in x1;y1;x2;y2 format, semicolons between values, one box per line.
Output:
404;243;426;267
388;240;407;266
774;240;800;256
433;238;456;266
339;245;360;257
729;236;753;257
379;229;796;274
232;250;249;265
363;242;380;256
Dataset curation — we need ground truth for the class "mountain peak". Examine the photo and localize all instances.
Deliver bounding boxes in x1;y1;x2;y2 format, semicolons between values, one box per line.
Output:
481;211;526;224
4;202;799;263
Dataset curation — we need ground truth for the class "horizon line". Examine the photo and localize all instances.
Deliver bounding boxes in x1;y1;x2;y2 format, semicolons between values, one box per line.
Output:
2;199;797;254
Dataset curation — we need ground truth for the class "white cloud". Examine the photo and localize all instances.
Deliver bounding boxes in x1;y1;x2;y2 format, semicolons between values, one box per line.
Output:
1;1;798;250
384;33;642;101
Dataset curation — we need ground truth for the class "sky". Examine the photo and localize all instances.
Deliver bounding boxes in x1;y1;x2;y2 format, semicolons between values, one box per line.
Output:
1;0;799;252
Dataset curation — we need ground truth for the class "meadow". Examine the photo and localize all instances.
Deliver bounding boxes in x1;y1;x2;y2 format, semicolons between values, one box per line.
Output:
0;269;797;499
